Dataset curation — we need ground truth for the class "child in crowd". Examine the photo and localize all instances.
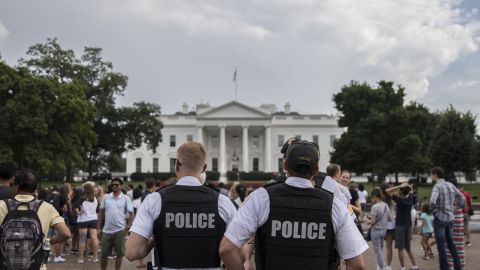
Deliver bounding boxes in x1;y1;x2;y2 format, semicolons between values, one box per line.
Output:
419;203;434;260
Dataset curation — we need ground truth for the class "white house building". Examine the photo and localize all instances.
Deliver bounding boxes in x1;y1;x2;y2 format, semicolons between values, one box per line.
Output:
125;101;344;179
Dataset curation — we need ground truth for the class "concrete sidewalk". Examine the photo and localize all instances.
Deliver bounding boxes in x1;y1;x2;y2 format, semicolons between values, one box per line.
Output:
48;233;478;270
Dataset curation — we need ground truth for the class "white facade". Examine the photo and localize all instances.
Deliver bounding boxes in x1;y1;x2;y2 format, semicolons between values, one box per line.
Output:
125;101;344;178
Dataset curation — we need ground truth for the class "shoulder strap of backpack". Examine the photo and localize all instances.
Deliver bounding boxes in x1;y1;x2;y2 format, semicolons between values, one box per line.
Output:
27;199;43;212
23;200;44;237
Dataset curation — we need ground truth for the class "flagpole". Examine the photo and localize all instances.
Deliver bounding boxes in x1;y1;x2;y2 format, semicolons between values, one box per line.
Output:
235;78;238;101
233;67;238;100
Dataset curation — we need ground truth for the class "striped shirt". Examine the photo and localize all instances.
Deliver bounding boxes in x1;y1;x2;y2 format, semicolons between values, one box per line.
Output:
430;179;465;222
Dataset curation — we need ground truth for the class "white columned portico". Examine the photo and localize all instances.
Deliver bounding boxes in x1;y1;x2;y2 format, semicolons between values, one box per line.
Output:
242;125;249;172
264;124;272;172
219;124;227;182
197;124;203;145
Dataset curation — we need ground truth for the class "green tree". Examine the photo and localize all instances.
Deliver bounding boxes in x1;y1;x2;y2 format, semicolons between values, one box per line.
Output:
19;38;163;177
331;81;434;179
0;62;96;175
428;106;477;177
331;81;405;176
383;103;434;178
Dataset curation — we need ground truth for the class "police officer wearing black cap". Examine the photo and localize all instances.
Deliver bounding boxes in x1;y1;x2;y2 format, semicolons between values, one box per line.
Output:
219;139;368;270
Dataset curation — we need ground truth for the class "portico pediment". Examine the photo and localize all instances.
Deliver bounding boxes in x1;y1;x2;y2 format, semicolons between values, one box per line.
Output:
197;101;271;119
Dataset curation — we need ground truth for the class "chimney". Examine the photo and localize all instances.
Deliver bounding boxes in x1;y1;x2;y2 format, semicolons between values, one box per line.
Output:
182;102;188;114
284;102;291;114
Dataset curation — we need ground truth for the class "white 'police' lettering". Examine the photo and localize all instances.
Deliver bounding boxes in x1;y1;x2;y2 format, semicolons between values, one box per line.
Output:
271;220;327;239
165;213;215;229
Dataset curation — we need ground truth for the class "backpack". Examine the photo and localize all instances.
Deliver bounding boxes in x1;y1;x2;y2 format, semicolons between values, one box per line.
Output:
0;199;44;270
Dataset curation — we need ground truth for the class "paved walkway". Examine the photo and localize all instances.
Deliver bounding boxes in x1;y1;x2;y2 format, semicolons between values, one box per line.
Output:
48;233;478;270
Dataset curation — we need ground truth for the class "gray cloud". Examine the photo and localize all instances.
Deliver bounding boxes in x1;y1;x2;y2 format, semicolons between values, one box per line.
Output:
0;21;8;48
0;0;479;116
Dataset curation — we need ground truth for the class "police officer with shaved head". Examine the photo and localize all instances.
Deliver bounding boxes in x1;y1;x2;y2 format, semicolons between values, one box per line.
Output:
125;142;237;269
220;138;368;270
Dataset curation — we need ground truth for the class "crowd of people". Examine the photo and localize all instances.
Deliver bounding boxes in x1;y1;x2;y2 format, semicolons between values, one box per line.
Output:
0;138;476;270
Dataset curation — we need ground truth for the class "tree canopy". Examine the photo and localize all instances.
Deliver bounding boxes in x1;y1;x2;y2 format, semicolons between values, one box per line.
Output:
330;80;477;180
428;106;477;176
0;38;163;179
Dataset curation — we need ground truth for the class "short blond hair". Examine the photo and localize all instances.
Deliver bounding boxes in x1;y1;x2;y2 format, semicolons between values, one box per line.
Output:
177;142;206;172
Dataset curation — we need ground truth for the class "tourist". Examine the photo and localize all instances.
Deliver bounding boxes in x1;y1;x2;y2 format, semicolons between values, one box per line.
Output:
386;182;418;270
358;183;368;221
75;182;99;263
419;203;434;260
459;185;472;246
445;177;466;269
430;166;464;270
381;183;396;270
0;161;17;200
0;169;70;270
368;188;391;270
98;177;134;270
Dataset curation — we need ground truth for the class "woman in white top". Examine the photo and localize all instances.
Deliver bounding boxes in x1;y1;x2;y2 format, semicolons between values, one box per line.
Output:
75;182;99;263
381;183;396;270
131;188;145;268
358;183;368;221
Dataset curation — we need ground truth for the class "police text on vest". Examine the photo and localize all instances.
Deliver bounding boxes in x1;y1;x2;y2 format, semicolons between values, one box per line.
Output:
165;213;215;229
271;220;327;239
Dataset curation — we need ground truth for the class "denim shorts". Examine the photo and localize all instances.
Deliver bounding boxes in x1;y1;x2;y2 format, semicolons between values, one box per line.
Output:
78;219;98;229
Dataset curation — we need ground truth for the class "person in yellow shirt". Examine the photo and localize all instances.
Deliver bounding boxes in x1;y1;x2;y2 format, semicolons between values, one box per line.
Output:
0;169;71;270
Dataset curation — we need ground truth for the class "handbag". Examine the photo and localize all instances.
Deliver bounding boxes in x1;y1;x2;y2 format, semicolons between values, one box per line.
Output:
365;227;372;241
468;207;474;216
365;205;388;242
355;218;363;234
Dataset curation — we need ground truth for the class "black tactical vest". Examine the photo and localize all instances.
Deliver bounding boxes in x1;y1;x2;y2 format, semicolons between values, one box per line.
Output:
153;185;226;268
256;182;335;270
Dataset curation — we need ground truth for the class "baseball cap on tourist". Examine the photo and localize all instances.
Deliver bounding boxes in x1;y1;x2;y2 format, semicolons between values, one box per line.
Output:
284;140;319;174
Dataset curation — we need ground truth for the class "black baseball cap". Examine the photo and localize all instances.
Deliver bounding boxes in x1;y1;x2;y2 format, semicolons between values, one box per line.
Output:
284;139;319;174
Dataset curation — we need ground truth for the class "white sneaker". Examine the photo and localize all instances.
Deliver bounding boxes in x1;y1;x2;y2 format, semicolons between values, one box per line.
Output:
54;256;65;263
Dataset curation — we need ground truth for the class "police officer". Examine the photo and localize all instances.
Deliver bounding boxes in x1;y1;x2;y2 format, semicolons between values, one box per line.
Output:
125;142;237;269
219;139;368;270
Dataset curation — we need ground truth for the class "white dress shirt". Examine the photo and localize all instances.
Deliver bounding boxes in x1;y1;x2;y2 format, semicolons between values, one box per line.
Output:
224;177;369;260
322;176;350;207
130;176;237;270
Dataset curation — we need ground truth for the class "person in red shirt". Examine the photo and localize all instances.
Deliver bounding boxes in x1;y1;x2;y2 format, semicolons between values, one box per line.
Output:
459;186;472;246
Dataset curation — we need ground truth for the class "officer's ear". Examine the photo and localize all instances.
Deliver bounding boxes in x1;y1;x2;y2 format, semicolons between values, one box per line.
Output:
283;160;289;171
175;159;181;172
202;164;207;173
312;165;320;178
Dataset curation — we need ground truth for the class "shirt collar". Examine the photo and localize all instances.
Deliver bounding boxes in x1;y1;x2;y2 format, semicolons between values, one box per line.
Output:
14;194;35;201
324;175;335;182
285;177;314;188
177;176;202;186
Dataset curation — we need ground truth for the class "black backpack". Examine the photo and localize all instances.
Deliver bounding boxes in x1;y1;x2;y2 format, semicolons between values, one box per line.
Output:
0;199;44;270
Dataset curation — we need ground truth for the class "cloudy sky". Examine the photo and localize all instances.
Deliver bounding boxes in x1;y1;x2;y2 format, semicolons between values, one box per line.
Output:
1;0;479;117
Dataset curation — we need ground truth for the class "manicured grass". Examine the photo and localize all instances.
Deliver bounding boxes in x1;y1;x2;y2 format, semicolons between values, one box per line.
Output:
360;182;480;204
40;179;480;204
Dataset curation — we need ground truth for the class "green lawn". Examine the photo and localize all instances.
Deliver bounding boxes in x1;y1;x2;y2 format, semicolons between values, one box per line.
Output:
40;179;480;204
361;182;480;204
